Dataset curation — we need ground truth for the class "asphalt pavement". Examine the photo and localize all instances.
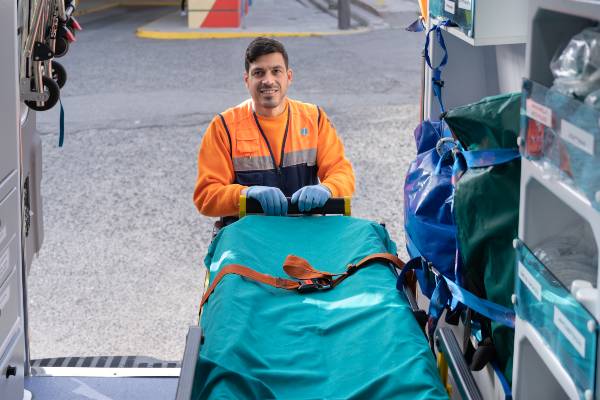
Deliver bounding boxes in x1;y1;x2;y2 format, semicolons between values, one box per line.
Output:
30;2;423;362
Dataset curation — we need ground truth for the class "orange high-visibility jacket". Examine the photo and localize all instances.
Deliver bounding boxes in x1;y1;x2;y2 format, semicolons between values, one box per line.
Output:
194;98;355;217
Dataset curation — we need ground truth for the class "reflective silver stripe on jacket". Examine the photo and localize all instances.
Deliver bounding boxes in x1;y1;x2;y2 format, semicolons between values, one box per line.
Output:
233;155;273;172
283;148;317;168
233;148;317;172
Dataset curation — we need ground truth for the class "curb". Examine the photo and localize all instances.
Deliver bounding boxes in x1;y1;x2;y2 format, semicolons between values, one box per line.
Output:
351;0;381;18
306;0;370;27
74;1;179;17
136;27;370;40
74;2;118;16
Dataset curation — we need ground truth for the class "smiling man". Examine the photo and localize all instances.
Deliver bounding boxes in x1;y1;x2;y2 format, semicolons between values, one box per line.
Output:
194;37;355;219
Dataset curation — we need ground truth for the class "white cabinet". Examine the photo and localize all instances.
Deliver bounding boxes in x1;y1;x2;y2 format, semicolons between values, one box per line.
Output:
513;1;600;399
0;0;27;398
430;0;528;45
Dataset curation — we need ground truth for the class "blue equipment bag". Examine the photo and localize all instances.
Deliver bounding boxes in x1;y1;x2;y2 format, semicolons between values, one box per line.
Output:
404;120;457;297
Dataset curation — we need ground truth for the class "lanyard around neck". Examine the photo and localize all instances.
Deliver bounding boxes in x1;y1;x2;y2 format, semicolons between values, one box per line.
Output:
252;107;290;172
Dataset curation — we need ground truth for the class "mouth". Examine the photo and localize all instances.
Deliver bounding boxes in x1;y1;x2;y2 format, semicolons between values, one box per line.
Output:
259;87;279;96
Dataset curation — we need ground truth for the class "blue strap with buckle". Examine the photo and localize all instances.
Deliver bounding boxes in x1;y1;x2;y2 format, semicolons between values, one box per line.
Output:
452;148;520;182
397;257;516;329
424;21;451;114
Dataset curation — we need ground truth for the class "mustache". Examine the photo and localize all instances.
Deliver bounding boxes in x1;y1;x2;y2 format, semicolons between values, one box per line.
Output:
259;84;281;90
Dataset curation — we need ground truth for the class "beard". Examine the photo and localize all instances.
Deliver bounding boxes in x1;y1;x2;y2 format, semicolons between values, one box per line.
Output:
258;84;283;107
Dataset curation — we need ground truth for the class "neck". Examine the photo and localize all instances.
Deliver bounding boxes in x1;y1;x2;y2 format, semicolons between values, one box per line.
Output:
253;99;287;118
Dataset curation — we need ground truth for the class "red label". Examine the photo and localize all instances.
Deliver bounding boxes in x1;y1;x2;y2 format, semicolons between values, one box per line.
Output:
526;119;544;157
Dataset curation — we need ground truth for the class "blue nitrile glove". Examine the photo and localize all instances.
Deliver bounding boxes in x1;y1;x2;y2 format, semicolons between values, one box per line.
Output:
291;184;331;212
246;186;288;216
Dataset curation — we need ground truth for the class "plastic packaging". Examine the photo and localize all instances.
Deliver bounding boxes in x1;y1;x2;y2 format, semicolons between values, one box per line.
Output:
516;241;597;399
522;80;600;210
551;26;600;100
533;223;598;289
584;87;600;108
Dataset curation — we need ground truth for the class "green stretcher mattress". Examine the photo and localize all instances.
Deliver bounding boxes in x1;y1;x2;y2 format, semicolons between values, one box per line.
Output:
191;216;448;399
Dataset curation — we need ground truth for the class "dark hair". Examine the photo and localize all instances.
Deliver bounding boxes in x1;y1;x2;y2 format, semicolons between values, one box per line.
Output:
245;37;289;72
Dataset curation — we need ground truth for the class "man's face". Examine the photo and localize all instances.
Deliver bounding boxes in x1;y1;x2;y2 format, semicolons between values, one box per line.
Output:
244;52;293;114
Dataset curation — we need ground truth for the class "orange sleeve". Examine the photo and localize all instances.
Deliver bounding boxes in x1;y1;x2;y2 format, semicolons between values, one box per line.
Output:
193;116;247;217
315;109;355;197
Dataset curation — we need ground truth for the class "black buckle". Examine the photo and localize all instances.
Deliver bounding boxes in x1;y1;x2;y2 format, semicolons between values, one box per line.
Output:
346;264;359;275
297;279;331;293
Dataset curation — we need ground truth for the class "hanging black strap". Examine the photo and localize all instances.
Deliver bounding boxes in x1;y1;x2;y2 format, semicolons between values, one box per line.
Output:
252;107;290;172
218;114;232;156
316;105;322;126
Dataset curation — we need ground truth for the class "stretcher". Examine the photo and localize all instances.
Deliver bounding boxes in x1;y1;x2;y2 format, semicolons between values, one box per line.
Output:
175;198;482;399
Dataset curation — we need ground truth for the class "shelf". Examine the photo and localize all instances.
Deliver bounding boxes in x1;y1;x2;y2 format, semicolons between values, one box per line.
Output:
521;79;600;211
429;0;527;47
513;317;582;399
519;157;600;282
443;27;525;47
527;0;600;86
431;19;527;47
514;241;596;399
515;2;600;400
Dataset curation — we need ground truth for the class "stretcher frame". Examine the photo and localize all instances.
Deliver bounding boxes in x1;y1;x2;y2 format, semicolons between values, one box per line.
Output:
175;198;484;399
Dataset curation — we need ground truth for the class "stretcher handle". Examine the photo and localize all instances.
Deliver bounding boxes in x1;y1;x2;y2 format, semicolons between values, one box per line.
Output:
240;196;351;217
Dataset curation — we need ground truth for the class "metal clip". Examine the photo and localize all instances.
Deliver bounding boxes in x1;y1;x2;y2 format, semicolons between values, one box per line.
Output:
297;279;331;293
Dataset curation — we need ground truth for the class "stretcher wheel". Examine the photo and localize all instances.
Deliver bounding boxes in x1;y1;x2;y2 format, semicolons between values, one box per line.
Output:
51;61;67;88
54;36;69;58
24;76;60;111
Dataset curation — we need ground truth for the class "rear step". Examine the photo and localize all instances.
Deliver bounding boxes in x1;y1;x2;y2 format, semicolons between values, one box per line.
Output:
31;356;180;369
30;357;181;379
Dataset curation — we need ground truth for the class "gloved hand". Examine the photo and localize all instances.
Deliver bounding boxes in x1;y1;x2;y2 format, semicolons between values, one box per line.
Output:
246;186;288;216
291;184;331;212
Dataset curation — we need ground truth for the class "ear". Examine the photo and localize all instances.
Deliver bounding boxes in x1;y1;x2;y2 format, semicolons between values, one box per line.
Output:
243;71;249;89
287;68;293;84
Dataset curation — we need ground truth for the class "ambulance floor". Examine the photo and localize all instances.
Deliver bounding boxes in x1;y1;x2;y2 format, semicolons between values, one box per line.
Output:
25;376;178;399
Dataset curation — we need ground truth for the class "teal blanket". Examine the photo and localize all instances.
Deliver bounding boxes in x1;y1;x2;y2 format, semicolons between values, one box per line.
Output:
192;216;447;399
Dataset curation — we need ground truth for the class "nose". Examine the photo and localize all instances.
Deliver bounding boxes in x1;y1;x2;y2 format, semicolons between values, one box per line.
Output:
261;72;275;86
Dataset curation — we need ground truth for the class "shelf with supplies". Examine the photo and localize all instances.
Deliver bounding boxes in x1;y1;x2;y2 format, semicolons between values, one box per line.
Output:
429;0;527;46
518;155;600;313
527;0;600;87
516;155;600;400
513;238;596;400
513;2;600;399
521;79;600;212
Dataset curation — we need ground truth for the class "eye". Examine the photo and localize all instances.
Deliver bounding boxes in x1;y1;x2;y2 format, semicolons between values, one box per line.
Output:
252;70;264;77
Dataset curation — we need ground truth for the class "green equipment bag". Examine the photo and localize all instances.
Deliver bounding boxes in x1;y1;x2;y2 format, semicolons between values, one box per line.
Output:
191;216;448;400
444;92;521;382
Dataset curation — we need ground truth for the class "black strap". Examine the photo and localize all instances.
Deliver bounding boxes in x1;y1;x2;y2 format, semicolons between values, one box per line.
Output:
252;107;290;172
218;114;232;156
317;105;322;127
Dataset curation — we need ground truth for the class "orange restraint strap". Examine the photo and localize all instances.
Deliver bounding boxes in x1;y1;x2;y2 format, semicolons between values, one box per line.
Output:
200;253;405;308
